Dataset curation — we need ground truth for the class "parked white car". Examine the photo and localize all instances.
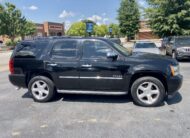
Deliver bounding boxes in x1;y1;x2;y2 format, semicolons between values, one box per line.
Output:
133;41;161;55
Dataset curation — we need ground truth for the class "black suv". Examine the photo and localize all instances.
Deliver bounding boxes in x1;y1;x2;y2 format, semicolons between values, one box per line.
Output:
9;37;183;107
162;36;190;59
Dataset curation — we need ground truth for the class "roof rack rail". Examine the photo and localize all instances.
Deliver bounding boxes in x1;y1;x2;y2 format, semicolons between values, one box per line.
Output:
31;36;84;40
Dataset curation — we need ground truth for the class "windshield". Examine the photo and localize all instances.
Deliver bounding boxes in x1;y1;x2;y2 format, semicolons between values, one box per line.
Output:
111;42;130;56
175;38;190;47
135;43;156;48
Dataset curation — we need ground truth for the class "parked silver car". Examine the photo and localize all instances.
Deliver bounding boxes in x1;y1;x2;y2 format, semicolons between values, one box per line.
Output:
133;41;161;55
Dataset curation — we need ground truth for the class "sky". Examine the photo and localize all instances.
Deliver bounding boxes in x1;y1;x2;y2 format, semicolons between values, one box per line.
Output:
0;0;147;29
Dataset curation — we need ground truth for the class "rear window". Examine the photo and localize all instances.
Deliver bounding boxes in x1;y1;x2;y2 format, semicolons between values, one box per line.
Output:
14;41;48;58
135;43;156;48
175;37;190;47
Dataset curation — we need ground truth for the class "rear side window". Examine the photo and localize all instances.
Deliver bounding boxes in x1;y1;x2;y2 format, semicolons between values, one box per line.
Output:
14;42;36;58
51;40;78;59
14;41;48;58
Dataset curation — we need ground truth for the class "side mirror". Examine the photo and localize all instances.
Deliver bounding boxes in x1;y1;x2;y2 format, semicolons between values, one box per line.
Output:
107;52;118;60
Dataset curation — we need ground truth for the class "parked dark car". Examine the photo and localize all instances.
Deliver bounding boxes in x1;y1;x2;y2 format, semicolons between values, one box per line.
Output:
9;37;183;107
162;36;190;59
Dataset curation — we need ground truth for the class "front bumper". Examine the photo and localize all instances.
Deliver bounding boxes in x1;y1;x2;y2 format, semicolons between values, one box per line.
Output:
9;74;27;88
167;74;183;95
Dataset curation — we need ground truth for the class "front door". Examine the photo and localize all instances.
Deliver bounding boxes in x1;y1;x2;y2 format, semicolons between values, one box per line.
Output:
79;40;128;91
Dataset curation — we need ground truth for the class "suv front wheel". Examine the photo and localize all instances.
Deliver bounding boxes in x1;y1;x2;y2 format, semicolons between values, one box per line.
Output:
28;76;55;102
131;77;166;107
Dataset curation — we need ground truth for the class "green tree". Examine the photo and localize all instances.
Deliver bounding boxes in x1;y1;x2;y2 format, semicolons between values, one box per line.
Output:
20;20;36;40
108;23;120;37
118;0;140;41
94;24;108;37
0;3;24;41
67;22;86;36
146;0;190;37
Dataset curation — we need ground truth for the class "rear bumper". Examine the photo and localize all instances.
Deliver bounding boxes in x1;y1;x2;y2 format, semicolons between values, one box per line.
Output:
9;74;27;88
167;74;183;95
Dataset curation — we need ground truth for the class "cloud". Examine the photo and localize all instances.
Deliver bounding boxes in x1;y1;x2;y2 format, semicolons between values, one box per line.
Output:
23;5;38;10
87;15;109;25
103;18;109;24
88;15;102;22
28;5;38;10
59;10;75;18
138;1;147;7
65;20;72;30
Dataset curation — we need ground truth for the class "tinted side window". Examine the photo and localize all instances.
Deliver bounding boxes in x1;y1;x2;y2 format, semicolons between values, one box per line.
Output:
15;42;36;58
82;40;112;59
51;40;78;59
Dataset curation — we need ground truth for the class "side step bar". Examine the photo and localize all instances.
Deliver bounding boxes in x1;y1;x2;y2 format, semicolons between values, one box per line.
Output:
57;90;128;95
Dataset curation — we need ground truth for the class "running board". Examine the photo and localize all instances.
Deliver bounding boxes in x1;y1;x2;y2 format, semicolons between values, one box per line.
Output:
57;90;128;95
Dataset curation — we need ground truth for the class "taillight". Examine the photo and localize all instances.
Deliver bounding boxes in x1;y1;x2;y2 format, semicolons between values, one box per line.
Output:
9;59;14;74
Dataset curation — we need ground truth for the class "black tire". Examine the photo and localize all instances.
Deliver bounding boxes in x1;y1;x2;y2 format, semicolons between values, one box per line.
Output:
28;76;55;102
131;77;166;107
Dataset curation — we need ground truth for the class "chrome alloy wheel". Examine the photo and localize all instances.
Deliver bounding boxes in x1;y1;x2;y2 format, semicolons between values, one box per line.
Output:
136;82;160;105
31;80;49;100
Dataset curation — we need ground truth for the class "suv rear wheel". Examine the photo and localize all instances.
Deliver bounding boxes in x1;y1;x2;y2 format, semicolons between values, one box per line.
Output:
131;77;165;107
28;76;55;102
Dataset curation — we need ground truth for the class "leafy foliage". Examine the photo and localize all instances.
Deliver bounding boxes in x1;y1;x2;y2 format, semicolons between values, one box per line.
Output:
108;23;120;37
146;0;190;37
20;21;36;40
0;3;23;41
94;25;108;37
5;40;18;46
118;0;140;40
0;3;36;41
67;22;86;36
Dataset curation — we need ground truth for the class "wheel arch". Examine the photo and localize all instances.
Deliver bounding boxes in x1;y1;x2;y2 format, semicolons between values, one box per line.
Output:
26;71;54;87
129;72;168;93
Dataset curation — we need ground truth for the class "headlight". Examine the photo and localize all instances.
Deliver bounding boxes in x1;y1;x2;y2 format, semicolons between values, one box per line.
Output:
170;65;180;76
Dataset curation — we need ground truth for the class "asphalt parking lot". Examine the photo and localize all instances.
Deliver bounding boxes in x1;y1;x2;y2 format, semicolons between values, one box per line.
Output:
0;61;190;138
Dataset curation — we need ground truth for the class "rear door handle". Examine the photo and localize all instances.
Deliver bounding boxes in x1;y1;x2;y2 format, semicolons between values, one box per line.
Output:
47;63;57;67
81;64;92;68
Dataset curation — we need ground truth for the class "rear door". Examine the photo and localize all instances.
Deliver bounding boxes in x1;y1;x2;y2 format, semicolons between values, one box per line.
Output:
46;39;80;90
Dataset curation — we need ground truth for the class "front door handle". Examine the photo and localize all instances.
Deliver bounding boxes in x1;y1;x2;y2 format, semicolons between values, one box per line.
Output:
81;64;92;68
47;63;57;67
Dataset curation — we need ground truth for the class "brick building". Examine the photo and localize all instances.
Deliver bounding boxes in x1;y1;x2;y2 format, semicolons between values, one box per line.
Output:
136;20;159;40
34;22;65;37
35;23;45;37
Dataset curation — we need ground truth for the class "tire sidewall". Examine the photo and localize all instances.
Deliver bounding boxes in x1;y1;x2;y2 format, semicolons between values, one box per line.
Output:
28;76;55;102
131;77;166;107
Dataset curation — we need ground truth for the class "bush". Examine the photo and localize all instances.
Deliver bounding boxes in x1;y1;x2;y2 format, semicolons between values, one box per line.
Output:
6;40;18;47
